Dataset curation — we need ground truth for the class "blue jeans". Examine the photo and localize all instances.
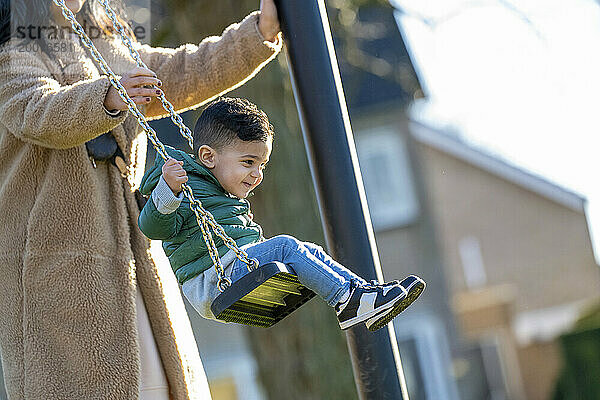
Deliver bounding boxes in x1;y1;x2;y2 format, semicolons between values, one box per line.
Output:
230;235;368;306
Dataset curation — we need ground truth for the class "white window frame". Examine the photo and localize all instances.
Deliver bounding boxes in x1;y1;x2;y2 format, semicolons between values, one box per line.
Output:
356;126;420;231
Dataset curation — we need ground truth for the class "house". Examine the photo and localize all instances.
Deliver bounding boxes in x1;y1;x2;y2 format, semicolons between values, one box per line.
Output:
352;114;600;400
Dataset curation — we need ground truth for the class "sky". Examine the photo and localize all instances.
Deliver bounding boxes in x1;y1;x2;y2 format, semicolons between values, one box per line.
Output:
392;0;600;261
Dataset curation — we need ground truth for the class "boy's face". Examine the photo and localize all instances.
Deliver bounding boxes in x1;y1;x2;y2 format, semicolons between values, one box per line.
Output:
198;138;272;199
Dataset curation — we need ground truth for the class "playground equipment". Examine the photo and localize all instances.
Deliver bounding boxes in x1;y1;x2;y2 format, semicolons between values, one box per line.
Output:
53;0;315;328
274;1;409;398
54;0;410;397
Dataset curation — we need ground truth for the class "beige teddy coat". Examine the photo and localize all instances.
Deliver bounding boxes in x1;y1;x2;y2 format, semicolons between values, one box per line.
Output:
0;12;280;399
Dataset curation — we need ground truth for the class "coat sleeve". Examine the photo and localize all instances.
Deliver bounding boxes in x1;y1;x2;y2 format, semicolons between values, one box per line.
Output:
135;12;282;120
0;44;127;149
138;191;186;240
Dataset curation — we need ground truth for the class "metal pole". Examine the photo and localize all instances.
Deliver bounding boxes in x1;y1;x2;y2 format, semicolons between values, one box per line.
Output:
274;1;410;398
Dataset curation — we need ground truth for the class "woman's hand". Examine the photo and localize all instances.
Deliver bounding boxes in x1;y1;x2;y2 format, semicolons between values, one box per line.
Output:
103;67;162;112
258;0;280;42
162;158;188;195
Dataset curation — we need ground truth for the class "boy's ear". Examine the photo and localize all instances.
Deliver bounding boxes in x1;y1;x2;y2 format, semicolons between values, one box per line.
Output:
197;145;216;168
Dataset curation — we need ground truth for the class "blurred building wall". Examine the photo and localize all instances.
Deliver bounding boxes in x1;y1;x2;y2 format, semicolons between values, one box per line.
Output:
353;117;600;400
411;120;600;400
413;121;599;310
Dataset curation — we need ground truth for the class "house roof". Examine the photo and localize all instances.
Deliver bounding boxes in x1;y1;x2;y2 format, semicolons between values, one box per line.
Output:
332;5;423;112
409;120;587;213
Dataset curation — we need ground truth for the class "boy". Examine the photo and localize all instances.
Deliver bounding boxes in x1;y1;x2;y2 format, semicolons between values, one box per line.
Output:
138;97;425;331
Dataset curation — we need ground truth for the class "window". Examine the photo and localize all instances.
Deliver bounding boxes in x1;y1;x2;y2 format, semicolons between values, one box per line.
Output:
454;337;511;400
355;126;420;230
458;236;487;290
394;313;460;400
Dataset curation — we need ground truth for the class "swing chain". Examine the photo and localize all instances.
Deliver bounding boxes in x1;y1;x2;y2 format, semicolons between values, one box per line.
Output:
96;0;194;151
51;0;259;291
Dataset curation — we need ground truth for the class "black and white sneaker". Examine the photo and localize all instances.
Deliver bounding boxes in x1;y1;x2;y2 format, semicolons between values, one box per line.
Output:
336;281;407;330
364;275;426;332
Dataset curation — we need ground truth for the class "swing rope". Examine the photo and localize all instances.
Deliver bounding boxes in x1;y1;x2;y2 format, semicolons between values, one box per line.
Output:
51;0;259;291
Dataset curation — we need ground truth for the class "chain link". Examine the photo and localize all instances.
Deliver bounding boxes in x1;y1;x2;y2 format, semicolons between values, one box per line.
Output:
96;0;194;150
52;0;259;290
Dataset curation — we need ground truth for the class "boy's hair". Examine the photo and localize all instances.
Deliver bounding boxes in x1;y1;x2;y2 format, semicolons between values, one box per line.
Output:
193;97;274;154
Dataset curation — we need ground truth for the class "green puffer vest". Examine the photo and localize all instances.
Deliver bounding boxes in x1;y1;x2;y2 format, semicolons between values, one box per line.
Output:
138;146;262;284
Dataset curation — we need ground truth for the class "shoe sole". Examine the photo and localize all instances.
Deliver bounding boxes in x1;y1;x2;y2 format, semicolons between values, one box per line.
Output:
338;289;408;330
365;277;425;332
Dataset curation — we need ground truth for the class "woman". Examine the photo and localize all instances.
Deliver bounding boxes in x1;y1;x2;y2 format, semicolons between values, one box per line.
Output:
0;0;281;398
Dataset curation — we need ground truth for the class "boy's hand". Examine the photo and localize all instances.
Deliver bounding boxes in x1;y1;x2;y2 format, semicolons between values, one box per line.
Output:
162;158;188;195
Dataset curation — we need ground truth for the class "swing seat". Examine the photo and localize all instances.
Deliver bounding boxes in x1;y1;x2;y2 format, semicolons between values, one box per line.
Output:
211;261;315;328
